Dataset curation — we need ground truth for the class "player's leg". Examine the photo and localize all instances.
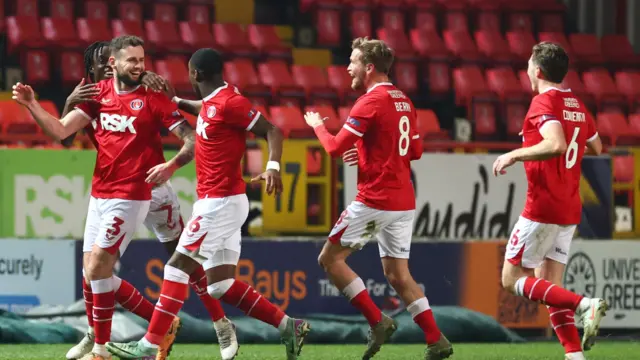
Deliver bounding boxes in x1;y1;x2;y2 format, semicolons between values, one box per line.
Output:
84;199;150;360
318;203;391;360
378;211;452;360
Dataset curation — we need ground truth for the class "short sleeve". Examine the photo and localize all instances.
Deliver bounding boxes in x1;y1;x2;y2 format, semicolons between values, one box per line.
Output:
74;82;103;120
585;111;598;142
527;95;560;132
150;93;185;131
344;96;376;137
224;94;261;131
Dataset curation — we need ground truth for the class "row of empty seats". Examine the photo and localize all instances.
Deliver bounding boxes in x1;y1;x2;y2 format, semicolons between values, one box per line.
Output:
301;0;566;11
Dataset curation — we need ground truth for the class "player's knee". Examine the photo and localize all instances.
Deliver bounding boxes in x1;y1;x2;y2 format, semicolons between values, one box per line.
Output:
317;251;335;271
207;278;235;299
166;251;200;274
501;272;517;293
384;270;411;290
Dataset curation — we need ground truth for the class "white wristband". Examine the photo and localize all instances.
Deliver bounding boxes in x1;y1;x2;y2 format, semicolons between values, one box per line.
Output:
172;96;182;105
266;161;280;172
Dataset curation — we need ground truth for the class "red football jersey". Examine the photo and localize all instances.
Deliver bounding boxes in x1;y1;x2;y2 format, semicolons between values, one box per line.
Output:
75;78;184;200
520;87;598;225
345;82;419;211
194;83;260;199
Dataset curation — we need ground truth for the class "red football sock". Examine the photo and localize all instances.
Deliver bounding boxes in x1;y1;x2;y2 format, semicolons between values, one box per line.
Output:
114;277;154;322
408;297;441;344
91;279;115;345
220;280;285;328
82;280;94;327
521;277;583;310
189;266;225;322
549;307;582;354
144;279;188;345
351;291;383;327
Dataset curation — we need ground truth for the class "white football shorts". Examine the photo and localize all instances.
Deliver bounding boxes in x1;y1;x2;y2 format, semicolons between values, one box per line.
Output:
143;181;184;243
505;216;576;268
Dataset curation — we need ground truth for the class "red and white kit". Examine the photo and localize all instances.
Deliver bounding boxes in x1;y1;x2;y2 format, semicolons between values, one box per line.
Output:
329;83;422;258
76;78;185;255
506;87;598;267
176;83;260;269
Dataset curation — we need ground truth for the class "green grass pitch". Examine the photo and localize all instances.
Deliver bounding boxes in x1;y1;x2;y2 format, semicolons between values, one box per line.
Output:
0;342;638;360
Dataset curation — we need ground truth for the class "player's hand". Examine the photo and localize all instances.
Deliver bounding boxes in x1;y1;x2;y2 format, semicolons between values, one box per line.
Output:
518;130;523;136
343;148;358;166
141;71;167;93
12;82;36;106
304;111;326;128
251;169;283;196
493;153;516;176
146;162;178;184
67;78;100;106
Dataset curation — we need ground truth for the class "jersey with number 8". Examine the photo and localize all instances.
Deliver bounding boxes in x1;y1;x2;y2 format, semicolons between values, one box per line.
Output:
521;87;598;225
343;82;420;211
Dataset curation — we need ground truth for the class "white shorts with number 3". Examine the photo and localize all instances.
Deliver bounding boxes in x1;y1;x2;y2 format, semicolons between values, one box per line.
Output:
505;216;576;268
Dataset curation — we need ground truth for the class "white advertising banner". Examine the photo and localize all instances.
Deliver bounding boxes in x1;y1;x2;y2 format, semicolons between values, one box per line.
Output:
343;154;527;240
564;240;640;329
0;239;76;313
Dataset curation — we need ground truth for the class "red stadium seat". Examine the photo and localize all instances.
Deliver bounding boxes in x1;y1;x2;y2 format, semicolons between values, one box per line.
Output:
517;69;532;94
212;23;256;57
305;105;341;133
473;102;497;139
154;4;177;24
629;113;640;133
468;0;501;10
505;102;528;138
269;106;309;138
41;17;81;48
247;25;290;58
186;5;211;25
445;11;468;32
315;8;341;46
538;32;572;56
452;65;492;105
50;0;73;19
485;67;528;100
0;100;36;134
539;13;564;32
85;1;108;22
507;13;533;32
476;11;500;32
179;22;214;51
24;50;51;85
377;28;415;60
111;19;145;39
569;34;604;67
613;155;634;183
393;62;418;95
145;55;155;73
118;2;142;24
561;70;595;109
16;0;38;18
380;8;405;32
475;31;512;63
154;57;191;93
443;30;481;62
258;61;304;95
76;18;111;45
60;51;85;85
6;16;44;53
145;21;185;52
413;11;437;32
506;31;536;62
338;106;351;125
410;29;449;60
326;65;360;101
503;0;564;11
416;109;448;139
224;59;269;94
615;72;640;110
349;9;372;38
0;0;4;32
601;35;639;68
291;65;336;102
582;69;627;110
427;62;451;95
596;112;640;146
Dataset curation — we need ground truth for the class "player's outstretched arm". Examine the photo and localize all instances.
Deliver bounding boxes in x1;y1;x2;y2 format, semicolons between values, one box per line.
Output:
12;82;90;142
145;122;195;184
172;96;202;116
59;79;100;147
250;115;284;195
304;112;359;157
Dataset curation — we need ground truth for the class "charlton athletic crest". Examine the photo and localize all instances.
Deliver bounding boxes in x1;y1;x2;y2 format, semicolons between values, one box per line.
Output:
130;99;144;110
207;106;217;118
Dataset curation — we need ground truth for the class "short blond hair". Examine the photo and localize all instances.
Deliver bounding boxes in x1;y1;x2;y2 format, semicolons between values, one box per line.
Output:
351;37;394;75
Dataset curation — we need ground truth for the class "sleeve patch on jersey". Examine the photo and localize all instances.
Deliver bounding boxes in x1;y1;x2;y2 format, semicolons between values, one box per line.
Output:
346;117;361;128
412;134;420;139
538;119;561;135
343;124;364;137
246;110;261;131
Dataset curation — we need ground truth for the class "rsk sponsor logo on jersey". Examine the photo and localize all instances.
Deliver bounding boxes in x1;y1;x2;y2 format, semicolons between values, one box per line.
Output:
196;116;209;139
563;97;580;109
100;113;137;133
207;106;217;118
563;110;586;123
130;99;144;111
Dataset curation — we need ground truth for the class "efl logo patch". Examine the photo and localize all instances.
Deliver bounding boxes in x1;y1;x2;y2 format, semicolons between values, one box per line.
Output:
130;99;144;111
207;106;217;118
347;117;360;127
248;109;256;119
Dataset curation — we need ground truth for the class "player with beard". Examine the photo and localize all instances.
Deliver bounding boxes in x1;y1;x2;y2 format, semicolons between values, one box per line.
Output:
12;36;194;360
105;48;310;360
61;41;239;360
303;37;452;360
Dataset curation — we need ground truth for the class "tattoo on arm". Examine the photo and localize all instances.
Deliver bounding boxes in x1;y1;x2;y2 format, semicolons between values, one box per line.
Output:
170;122;196;168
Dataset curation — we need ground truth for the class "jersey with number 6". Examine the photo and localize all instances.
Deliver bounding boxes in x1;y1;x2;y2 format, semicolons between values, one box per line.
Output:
521;87;597;225
344;82;418;211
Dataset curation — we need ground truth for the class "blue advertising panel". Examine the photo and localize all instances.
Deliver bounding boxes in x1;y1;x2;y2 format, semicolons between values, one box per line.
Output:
579;156;613;239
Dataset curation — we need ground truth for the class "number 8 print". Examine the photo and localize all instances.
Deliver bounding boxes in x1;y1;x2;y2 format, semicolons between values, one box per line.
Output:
398;115;410;156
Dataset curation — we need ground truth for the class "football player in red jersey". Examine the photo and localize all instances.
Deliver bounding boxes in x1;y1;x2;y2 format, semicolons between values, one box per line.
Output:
59;41;238;360
12;36;198;360
105;48;310;360
493;42;606;360
304;37;452;360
